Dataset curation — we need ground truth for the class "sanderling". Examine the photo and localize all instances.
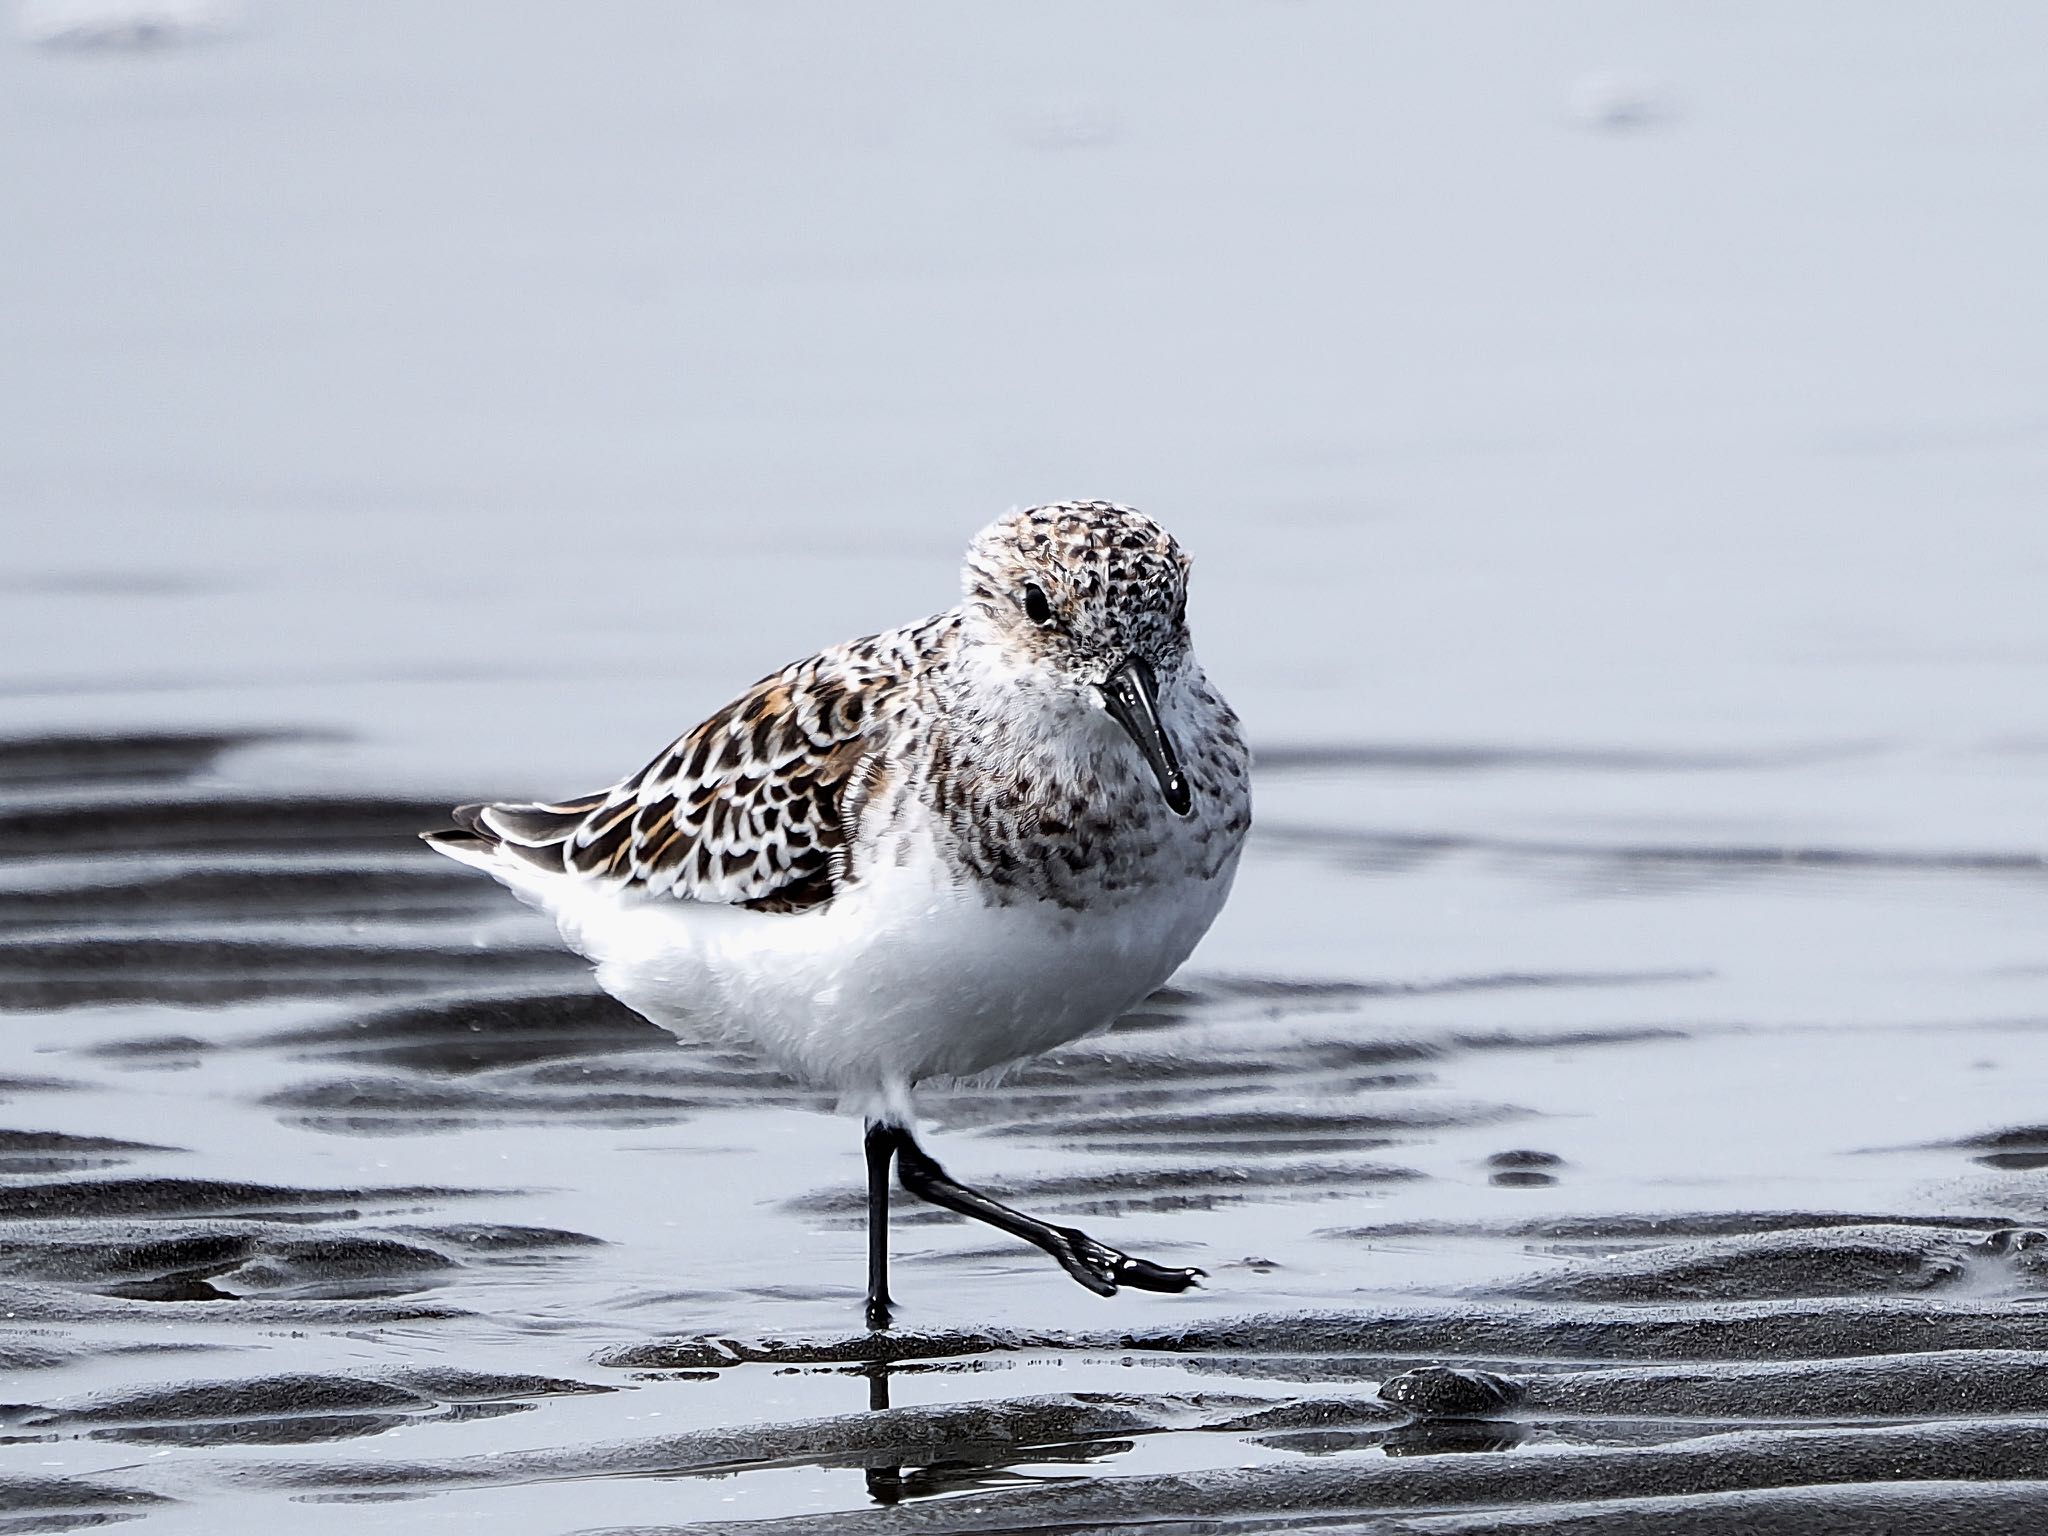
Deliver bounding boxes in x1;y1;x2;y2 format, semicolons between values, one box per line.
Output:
425;501;1251;1325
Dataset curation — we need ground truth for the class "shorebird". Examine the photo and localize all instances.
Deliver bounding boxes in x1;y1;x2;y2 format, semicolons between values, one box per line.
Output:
424;501;1251;1325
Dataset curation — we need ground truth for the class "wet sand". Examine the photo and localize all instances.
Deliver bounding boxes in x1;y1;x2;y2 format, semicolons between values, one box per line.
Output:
2;728;2045;1533
7;4;2048;1530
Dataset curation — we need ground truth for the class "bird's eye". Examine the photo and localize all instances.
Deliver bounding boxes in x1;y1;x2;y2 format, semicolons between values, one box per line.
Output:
1022;584;1054;626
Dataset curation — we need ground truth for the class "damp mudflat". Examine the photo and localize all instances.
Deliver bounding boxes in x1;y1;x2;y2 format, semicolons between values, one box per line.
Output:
5;5;2048;1534
7;738;2048;1536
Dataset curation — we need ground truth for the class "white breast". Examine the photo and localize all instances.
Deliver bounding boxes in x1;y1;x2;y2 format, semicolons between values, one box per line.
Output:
518;796;1240;1118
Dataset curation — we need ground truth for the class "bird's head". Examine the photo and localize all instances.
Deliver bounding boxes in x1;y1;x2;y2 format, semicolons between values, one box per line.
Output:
961;500;1195;817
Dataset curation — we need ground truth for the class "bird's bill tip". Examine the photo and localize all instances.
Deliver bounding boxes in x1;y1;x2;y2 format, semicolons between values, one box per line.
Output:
1101;656;1193;817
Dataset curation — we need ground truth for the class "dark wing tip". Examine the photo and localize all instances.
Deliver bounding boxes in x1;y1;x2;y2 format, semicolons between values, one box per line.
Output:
450;803;495;838
483;802;597;845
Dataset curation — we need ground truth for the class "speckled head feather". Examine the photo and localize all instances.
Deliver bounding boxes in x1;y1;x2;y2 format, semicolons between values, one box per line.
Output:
961;500;1192;686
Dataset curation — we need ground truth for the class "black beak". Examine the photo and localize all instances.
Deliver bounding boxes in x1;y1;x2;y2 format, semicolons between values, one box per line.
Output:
1101;656;1193;817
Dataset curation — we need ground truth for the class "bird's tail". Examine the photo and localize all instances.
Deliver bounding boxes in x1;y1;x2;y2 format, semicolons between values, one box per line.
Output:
420;795;606;877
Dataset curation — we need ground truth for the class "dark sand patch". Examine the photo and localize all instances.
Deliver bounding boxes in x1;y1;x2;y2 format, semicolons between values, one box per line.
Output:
4;1367;610;1450
1260;820;2048;885
0;866;494;929
0;793;452;860
0;935;583;1010
0;1129;174;1175
240;1390;1251;1492
0;729;287;788
0;1474;169;1532
583;1420;2048;1534
597;1295;2048;1380
1323;1210;2027;1242
1480;1224;2048;1304
1385;1481;2048;1536
1381;1348;2048;1423
0;1176;479;1222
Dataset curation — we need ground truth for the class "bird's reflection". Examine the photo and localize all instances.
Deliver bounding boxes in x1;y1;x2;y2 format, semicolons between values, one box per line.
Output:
855;1355;1129;1505
863;1362;902;1504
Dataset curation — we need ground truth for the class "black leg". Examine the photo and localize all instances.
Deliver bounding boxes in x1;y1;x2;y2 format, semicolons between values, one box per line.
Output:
863;1120;898;1330
893;1128;1202;1297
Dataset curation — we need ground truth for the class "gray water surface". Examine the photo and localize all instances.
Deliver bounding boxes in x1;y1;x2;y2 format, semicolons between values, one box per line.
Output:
4;4;2047;1532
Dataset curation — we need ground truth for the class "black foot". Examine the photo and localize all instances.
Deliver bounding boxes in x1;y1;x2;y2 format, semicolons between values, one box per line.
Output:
865;1294;894;1330
1046;1225;1204;1297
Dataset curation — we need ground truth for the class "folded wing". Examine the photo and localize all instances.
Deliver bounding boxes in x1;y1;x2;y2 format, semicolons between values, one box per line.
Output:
431;647;902;915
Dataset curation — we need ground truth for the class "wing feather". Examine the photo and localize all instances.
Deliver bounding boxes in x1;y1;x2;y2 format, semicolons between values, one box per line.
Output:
449;638;913;913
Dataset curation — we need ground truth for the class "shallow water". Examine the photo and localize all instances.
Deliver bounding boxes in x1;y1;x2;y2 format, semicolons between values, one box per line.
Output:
5;4;2048;1533
4;733;2046;1536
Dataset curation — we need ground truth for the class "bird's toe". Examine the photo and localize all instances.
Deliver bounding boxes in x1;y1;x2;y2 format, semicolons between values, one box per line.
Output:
1048;1227;1202;1297
1114;1256;1205;1293
1047;1228;1125;1295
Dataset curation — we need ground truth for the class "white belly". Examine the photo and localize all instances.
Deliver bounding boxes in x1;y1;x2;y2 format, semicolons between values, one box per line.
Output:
516;820;1239;1115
